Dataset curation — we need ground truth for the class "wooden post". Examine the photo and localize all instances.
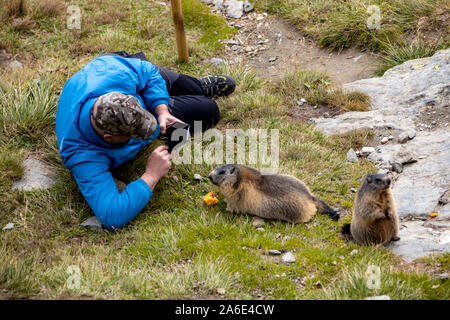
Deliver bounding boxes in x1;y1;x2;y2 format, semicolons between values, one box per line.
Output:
170;0;188;63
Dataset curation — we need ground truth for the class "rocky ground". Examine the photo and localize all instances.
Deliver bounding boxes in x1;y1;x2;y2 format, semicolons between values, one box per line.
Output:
203;0;377;84
0;49;23;70
314;49;450;262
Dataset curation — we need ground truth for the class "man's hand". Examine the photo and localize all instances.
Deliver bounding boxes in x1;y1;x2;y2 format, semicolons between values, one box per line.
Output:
155;104;182;134
140;145;172;191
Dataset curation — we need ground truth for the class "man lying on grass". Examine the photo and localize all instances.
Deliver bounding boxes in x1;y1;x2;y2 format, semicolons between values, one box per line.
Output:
56;51;235;230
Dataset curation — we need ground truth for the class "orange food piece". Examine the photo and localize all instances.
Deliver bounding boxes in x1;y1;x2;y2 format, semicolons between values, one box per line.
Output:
430;213;439;218
204;192;219;206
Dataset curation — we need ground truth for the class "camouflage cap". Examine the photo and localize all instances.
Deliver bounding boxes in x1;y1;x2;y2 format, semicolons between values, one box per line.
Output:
91;92;157;140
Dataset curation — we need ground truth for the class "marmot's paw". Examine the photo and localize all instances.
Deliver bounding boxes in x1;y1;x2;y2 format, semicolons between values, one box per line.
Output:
385;210;393;220
330;212;340;221
340;223;352;240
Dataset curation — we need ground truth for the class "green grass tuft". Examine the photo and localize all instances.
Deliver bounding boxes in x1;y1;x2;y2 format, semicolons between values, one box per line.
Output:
376;41;448;76
0;76;57;144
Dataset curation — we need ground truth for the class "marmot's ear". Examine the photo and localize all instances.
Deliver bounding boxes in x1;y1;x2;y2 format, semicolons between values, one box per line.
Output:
366;176;372;184
230;165;239;175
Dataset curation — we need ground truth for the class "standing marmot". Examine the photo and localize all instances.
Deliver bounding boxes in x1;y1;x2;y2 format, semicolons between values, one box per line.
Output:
208;164;339;223
341;173;400;245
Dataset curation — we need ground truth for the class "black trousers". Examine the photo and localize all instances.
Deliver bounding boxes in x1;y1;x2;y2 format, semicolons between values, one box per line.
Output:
99;51;220;132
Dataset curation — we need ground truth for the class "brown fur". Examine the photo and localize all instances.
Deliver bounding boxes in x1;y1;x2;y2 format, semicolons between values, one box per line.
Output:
209;165;339;223
347;174;399;245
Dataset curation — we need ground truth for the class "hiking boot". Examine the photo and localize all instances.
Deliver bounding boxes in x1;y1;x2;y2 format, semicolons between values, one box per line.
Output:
199;74;236;98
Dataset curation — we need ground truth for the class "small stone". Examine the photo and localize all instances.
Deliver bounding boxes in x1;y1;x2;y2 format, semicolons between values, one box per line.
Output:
256;227;265;232
281;252;296;264
315;281;322;288
80;216;104;233
252;216;265;228
7;60;23;70
350;188;357;193
269;249;281;256
231;45;241;51
257;40;264;45
438;190;450;205
193;174;202;181
350;249;358;255
2;223;14;231
268;56;277;62
227;39;239;45
431;284;440;289
378;169;389;174
392;162;403;173
332;261;337;265
12;157;55;191
397;132;409;144
438;273;449;280
339;255;345;260
381;137;389;144
363;295;391;300
296;98;307;106
208;57;226;66
172;175;179;182
367;152;382;163
224;0;244;19
217;288;226;295
388;135;394;140
361;147;376;157
347;148;358;163
408;130;416;139
243;1;254;12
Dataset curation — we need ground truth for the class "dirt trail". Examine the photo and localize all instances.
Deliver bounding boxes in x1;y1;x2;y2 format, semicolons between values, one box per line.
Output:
215;11;378;84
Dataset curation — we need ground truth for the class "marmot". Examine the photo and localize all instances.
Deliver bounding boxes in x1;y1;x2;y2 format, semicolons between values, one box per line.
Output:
341;173;400;245
208;164;340;223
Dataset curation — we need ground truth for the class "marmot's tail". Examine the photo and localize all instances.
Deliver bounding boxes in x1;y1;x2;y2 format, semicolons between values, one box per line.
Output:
340;223;352;241
313;198;340;221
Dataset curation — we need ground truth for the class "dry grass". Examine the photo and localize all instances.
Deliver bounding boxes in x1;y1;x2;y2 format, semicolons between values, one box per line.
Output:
279;70;370;112
31;0;65;19
1;0;27;19
90;8;129;26
10;16;36;32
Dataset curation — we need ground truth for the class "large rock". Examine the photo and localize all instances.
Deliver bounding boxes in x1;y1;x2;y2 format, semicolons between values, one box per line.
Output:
312;49;450;261
12;157;55;191
224;0;244;19
313;49;450;135
388;221;450;262
213;0;244;19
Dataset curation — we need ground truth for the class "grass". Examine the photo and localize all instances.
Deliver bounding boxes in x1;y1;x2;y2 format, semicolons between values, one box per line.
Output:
279;70;370;112
0;76;57;144
0;0;448;300
376;41;448;75
251;0;449;71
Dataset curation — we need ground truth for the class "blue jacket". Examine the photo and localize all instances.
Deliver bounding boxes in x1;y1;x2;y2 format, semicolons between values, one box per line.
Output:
56;56;170;230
